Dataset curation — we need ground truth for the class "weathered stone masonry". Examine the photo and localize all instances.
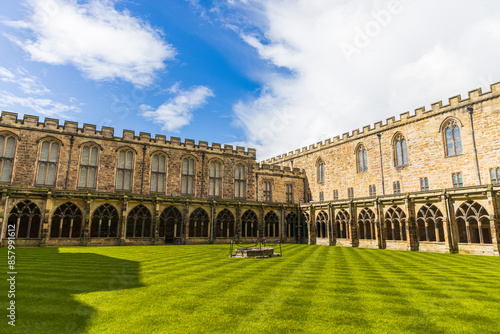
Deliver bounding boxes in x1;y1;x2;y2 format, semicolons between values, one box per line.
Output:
1;83;499;256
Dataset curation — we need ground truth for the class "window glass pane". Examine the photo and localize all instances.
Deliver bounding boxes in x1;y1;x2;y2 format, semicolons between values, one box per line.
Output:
209;178;214;196
158;174;164;192
358;151;363;172
126;151;133;169
182;159;188;174
88;167;96;187
1;160;12;182
189;159;194;175
90;147;98;165
215;179;220;196
37;163;46;184
40;141;50;161
363;149;368;171
47;164;56;185
445;128;454;155
216;162;221;177
497;169;500;182
454;126;462;154
373;185;376;194
159;155;165;172
181;176;187;193
491;169;496;182
458;173;463;185
82;146;90;165
0;136;4;157
5;137;15;158
49;143;59;162
188;177;193;194
425;178;429;188
118;151;125;168
79;166;87;187
452;174;457;186
116;170;123;189
235;165;240;179
396;141;402;165
124;170;131;190
235;182;240;197
151;173;157;192
402;139;408;164
209;162;215;177
152;154;159;172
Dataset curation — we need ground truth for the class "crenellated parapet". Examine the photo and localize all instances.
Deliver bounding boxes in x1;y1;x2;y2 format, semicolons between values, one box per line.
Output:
255;162;305;177
0;112;257;159
262;82;500;164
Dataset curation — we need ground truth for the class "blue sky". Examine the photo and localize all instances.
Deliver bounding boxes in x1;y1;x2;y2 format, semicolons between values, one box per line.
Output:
1;0;500;160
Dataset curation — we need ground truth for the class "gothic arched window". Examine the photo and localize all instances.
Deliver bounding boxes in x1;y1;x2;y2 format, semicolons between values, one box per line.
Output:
393;134;408;166
151;153;167;193
37;139;59;186
79;144;99;188
0;134;16;183
209;160;222;197
116;149;134;191
181;157;195;195
356;145;368;172
443;119;462;156
234;164;246;198
91;204;119;238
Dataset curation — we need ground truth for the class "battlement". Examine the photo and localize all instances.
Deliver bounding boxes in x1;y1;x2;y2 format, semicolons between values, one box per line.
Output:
263;82;500;164
256;162;305;177
0;112;257;159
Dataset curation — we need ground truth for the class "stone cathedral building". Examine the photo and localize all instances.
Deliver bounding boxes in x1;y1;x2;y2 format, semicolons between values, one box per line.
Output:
1;83;499;256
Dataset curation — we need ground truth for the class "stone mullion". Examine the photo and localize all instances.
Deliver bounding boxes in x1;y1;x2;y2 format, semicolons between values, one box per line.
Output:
309;205;316;245
81;198;91;245
235;204;241;242
259;204;264;240
440;193;454;253
182;201;189;244
153;201;160;245
119;199;127;245
40;195;54;246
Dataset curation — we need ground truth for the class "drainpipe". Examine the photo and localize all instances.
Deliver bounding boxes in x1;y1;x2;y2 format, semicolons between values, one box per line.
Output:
200;152;205;198
467;106;481;185
140;145;146;195
64;136;75;190
376;133;386;195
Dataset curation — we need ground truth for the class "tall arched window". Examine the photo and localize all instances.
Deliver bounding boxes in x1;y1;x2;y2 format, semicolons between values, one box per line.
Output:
356;145;368;172
264;211;279;237
335;209;350;239
393;134;408;166
285;212;297;238
37;140;60;186
316;211;328;238
317;158;325;183
0;134;16;183
189;207;209;237
116;149;134;190
181;157;195;195
159;206;183;242
234;164;246;198
209;160;222;197
241;210;258;238
215;209;235;238
385;206;406;241
79;145;99;188
443;119;462;156
151;153;166;193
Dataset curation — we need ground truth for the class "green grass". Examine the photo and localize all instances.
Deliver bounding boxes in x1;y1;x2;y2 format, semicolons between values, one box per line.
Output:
1;245;500;334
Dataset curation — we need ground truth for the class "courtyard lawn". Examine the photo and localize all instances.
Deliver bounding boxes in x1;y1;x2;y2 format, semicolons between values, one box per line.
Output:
2;245;500;334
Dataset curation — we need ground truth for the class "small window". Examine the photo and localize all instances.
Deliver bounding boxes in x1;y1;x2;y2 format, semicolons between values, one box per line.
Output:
319;191;324;202
357;145;368;173
234;164;246;198
286;184;293;203
394;134;408;166
490;168;500;184
333;190;338;200
452;172;463;188
79;145;99;188
209;160;222;197
393;181;401;194
443;119;462;156
37;140;59;186
181;157;195;195
317;160;325;183
263;181;272;202
348;187;354;199
420;177;429;191
369;185;376;197
116;149;134;191
0;135;16;183
151;153;167;193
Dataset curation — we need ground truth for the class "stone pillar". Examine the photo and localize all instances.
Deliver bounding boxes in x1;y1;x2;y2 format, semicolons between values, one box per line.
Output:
375;200;385;249
404;196;419;251
259;204;264;240
210;201;215;243
308;204;316;245
349;201;358;247
331;206;337;246
328;203;335;246
182;201;189;244
0;193;8;245
119;198;128;245
153;200;160;245
441;193;455;253
81;197;91;246
280;205;284;242
40;193;54;246
235;203;241;242
486;188;500;256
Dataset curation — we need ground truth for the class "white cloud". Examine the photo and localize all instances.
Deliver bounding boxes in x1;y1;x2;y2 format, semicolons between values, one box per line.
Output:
0;91;80;118
218;0;500;159
4;0;175;87
0;66;50;95
140;84;214;132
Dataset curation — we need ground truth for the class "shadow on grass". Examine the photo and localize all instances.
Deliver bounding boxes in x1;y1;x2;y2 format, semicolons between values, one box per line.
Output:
1;247;143;334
